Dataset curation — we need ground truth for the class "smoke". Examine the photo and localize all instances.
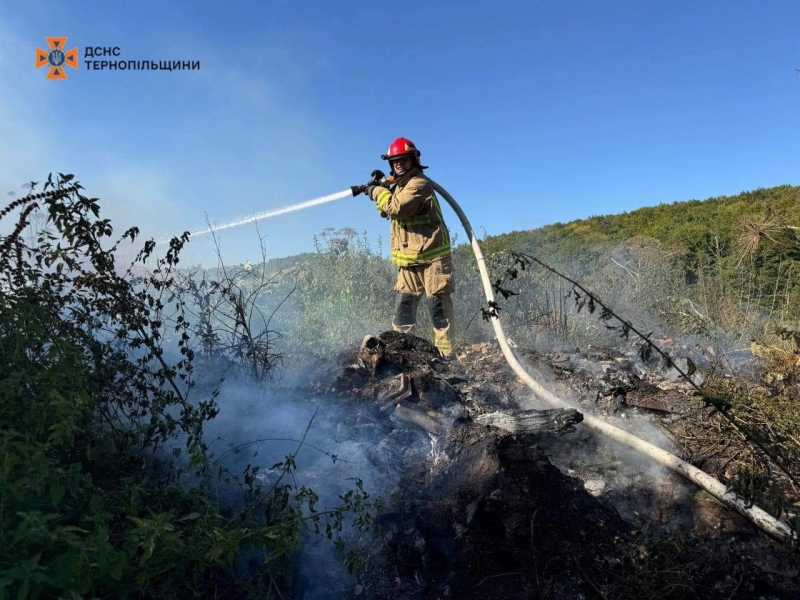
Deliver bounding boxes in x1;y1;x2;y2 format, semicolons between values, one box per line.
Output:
150;216;757;582
541;407;695;529
178;366;416;597
202;382;389;499
490;256;706;528
510;344;697;531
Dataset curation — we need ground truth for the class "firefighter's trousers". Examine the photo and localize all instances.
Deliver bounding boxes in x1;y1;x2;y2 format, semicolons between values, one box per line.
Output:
392;256;455;356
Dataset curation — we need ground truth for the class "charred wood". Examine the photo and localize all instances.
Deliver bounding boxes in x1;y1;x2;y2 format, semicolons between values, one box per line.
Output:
475;407;583;435
390;400;455;436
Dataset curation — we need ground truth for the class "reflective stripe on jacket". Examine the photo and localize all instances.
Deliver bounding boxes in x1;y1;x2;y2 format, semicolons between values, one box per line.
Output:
370;168;451;266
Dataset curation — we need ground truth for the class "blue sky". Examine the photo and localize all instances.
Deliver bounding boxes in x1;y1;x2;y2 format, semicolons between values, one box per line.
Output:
1;0;798;267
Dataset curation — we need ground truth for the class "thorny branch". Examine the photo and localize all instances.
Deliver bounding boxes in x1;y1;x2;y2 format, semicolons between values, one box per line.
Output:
486;251;800;492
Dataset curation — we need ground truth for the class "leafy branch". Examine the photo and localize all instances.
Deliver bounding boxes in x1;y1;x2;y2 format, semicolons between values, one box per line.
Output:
487;251;800;492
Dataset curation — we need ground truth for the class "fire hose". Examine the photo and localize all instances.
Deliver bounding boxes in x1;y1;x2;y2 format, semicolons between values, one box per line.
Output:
353;174;795;544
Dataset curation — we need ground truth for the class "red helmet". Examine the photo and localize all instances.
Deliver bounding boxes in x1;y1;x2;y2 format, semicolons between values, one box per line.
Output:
381;137;426;172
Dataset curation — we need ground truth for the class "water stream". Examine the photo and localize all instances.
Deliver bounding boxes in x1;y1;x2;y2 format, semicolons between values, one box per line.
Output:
160;189;353;243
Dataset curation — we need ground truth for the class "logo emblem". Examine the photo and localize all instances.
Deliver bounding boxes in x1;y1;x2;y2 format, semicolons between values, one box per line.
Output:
35;37;78;80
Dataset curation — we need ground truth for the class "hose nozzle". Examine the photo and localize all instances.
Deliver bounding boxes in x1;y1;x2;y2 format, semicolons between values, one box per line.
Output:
351;169;395;197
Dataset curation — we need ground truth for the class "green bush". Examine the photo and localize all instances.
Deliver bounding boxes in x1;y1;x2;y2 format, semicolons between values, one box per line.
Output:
0;175;375;599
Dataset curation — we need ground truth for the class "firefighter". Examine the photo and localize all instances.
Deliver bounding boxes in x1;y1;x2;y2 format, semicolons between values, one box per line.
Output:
365;137;455;356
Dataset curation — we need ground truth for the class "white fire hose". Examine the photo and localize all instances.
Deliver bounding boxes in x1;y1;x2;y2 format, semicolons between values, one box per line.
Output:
430;179;795;544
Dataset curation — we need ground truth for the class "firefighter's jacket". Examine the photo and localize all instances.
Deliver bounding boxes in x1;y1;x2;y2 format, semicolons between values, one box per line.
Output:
369;167;451;266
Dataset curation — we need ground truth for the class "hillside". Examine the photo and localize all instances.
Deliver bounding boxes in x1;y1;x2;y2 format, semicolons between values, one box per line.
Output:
475;184;800;281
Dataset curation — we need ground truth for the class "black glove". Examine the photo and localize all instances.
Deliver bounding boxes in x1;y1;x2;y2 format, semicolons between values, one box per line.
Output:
370;169;386;186
365;185;377;200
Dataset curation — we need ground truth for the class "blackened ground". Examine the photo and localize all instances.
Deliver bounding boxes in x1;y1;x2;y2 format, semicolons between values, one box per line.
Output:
290;332;799;599
366;426;629;599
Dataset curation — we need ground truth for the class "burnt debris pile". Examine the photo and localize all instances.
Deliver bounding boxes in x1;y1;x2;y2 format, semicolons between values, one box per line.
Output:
319;331;628;598
295;331;799;599
332;331;582;437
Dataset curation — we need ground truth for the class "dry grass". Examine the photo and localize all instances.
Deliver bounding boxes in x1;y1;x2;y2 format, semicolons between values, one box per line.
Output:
735;214;798;265
665;347;800;522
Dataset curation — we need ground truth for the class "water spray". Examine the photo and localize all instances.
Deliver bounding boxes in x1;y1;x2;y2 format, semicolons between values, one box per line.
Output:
162;170;391;245
159;189;353;245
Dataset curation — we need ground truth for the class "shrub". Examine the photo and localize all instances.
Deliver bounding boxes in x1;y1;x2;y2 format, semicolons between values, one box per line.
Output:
0;175;375;599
